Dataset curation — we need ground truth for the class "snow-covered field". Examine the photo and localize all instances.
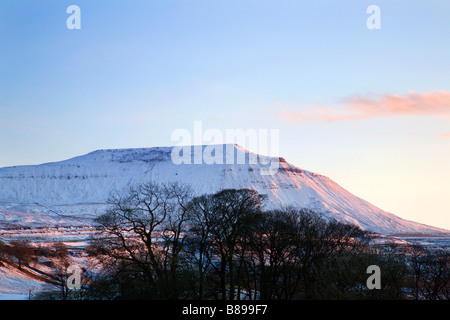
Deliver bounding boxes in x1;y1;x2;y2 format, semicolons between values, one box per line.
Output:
0;265;48;299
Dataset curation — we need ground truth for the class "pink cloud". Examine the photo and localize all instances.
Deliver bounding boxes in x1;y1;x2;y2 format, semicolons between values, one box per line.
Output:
275;90;450;123
440;132;450;138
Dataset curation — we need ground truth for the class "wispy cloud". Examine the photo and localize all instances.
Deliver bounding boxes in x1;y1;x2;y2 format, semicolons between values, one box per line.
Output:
440;132;450;138
275;90;450;123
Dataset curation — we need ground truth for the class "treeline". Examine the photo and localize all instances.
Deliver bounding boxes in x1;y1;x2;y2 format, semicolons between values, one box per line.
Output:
1;183;448;300
0;240;35;270
81;183;449;300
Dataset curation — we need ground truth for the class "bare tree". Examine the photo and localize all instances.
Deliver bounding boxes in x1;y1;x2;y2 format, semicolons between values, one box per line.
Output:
246;208;298;300
185;194;216;299
419;249;449;300
92;182;192;299
50;242;73;300
187;188;265;300
8;240;33;270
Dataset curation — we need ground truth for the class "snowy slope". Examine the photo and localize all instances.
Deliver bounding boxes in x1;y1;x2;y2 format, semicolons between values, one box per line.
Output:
0;144;448;235
0;266;46;299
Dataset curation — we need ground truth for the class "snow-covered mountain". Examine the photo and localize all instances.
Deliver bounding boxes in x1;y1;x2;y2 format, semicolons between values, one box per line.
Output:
0;144;448;236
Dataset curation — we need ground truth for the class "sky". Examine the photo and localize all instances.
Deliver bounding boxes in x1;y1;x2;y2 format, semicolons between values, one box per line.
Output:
0;1;449;230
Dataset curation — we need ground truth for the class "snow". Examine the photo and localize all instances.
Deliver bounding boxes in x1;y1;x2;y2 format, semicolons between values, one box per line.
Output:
0;144;447;235
0;144;448;235
0;266;47;299
0;293;29;300
0;144;449;297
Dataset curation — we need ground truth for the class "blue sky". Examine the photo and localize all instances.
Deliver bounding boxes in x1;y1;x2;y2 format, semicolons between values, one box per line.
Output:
0;1;449;229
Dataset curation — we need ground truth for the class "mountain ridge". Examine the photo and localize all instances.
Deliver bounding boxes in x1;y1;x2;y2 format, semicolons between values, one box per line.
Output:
0;144;448;236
